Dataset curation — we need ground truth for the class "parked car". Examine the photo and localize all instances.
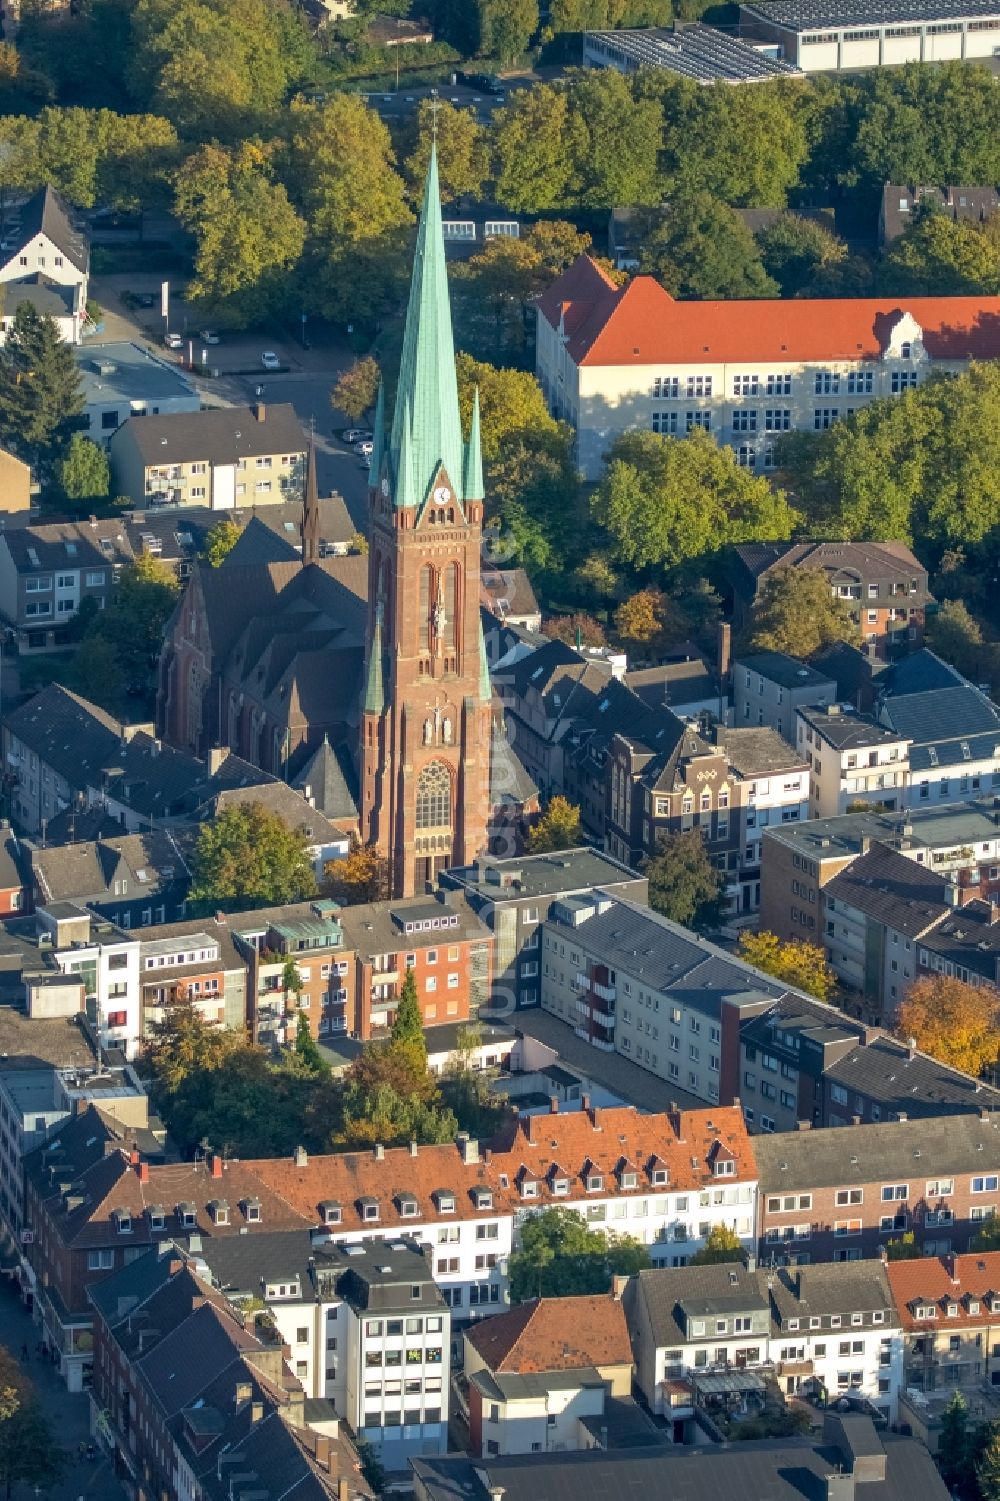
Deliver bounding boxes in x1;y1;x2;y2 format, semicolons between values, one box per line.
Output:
341;428;372;445
359;455;371;470
163;332;183;350
354;439;374;457
200;329;221;345
261;351;281;371
134;292;157;309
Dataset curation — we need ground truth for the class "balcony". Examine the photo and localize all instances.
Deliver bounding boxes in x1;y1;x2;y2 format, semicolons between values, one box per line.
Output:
592;980;616;1003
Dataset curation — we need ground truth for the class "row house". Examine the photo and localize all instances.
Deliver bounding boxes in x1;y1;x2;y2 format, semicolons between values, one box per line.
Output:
87;1246;359;1501
137;917;248;1033
231;900;353;1046
191;1231;450;1472
540;890;804;1110
887;1251;1000;1450
537;252;1000;483
22;1106;309;1390
625;1258;901;1431
796;705;910;820
247;1103;758;1315
754;1109;1000;1266
734;652;838;744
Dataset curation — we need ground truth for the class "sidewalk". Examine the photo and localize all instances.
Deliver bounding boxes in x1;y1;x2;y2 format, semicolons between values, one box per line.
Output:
0;1279;126;1501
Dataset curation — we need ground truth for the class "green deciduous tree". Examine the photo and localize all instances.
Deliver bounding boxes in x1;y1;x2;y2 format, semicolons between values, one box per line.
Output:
638;195;778;300
203;518;242;568
331;356;380;422
926;598;991;683
643;829;723;930
402;99;490;205
84;551;179;701
690;1224;744;1265
756;212;851;297
842;63;1000;190
493;85;576;212
978;1425;1000;1501
593;428;797;574
527;796;582;853
174;142;306;326
481;0;540;63
747;566;860;659
189;802;318;912
0;303;85;471
563;68;662;211
509;1208;649;1301
55;434;110;509
0;1360;65;1500
881;208;1000;296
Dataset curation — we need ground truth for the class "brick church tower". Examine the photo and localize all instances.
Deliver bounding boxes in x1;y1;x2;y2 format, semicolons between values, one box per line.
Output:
359;147;492;897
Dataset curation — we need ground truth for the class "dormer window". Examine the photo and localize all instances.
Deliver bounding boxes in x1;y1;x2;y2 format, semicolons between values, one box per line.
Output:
552;1177;569;1196
620;1170;637;1190
651;1167;668;1186
359;1197;379;1223
319;1201;342;1226
969;1300;981;1315
914;1303;936;1320
473;1188;493;1210
946;1302;958;1317
113;1209;132;1234
147;1206;165;1232
714;1158;736;1177
901;342;912;358
586;1173;603;1193
520;1179;538;1200
435;1190;456;1214
244;1198;261;1224
177;1202;196;1229
209;1199;229;1226
398;1194;418;1219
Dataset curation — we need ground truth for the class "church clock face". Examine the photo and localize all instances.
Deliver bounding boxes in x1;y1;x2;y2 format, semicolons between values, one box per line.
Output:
433;485;451;504
380;476;389;497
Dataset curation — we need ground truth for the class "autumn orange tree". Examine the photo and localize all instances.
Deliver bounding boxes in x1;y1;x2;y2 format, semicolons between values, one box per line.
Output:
527;796;583;854
897;974;1000;1077
615;588;668;650
324;838;389;906
739;930;835;1002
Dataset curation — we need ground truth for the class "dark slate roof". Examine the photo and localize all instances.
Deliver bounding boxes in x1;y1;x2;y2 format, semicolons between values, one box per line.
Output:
878;683;1000;770
734;651;836;692
881;183;1000;245
120;404;306;466
753;1110;1000;1193
292;737;359;823
4;684;122;786
29;830;190;905
878;648;965;698
798;706;906;752
13;185;88;272
223;513;300;567
920;899;1000;980
824;840;950;938
2;517;132;572
3;275;75;318
412;1430;947;1501
442;848;642;903
825;1031;1000;1117
491;721;538;808
732;540;928;597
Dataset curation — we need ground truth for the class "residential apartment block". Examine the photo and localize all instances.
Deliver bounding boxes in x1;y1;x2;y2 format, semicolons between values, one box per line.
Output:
536;253;1000;479
734;652;837;743
0;516;132;652
754;1111;1000;1265
796;705;910;819
626;1258;900;1426
110;403;307;510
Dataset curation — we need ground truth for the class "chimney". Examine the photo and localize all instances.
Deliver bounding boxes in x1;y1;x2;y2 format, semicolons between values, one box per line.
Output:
129;1147;140;1167
611;1273;628;1300
489;1489;505;1501
458;1133;479;1165
945;1252;960;1285
209;1152;224;1179
410;1140;419;1157
250;1400;264;1424
581;1093;591;1113
796;1120;812;1132
946;883;959;907
314;1434;331;1471
137;1160;149;1183
716;620;731;683
374;1143;385;1161
339;1479;349;1501
294;1145;308;1168
981;1106;992;1122
549;1096;559;1114
253;402;266;422
599;1425;609;1449
235;1381;252;1411
206;746;228;777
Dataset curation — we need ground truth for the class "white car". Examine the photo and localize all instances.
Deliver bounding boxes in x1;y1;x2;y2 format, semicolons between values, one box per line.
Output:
354;439;374;457
164;332;183;350
261;351;281;371
200;329;221;345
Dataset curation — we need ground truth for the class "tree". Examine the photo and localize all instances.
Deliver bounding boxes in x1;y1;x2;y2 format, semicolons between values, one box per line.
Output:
738;931;836;1002
690;1224;744;1265
528;796;583;854
0;1360;65;1500
926;598;992;683
880;208;1000;296
331;356;380;422
615;589;669;651
54;434;110;509
337;1045;457;1150
938;1391;972;1494
540;613;607;648
897;974;1000;1078
756;212;850;297
526;219;592;280
562;69;662;212
593;429;797;574
294;1012;328;1074
480;0;539;64
638;196;778;300
389;968;427;1073
493;85;577;213
202;518;242;567
643;829;723;930
324;838;390;905
0;303;84;470
86;552;179;699
452;235;543;360
747;566;860;659
884;1231;921;1260
508;1208;649;1301
440;1023;508;1138
189;802;318;913
286;95;412;324
842;63;1000;191
972;1216;1000;1252
174;142;306;326
402;99;489;205
978;1425;1000;1501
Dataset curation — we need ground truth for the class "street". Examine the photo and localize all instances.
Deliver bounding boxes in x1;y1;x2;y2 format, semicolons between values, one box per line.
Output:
0;1279;126;1501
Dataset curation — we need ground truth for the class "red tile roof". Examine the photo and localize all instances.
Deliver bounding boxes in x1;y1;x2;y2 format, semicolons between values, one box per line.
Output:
537;255;1000;367
465;1294;632;1374
886;1251;1000;1330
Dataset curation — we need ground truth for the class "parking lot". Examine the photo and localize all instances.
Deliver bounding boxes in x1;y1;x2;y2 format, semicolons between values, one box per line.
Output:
362;71;553;124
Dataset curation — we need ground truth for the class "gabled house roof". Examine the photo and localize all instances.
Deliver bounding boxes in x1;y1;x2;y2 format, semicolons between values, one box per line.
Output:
539;255;1000;366
753;1109;1000;1193
4;683;123;789
29;829;190;907
824;840;951;938
7;185;88;273
465;1295;632;1375
118;403;306;467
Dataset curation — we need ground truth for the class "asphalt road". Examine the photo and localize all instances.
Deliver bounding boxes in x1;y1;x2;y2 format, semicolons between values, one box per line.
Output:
363;75;540;124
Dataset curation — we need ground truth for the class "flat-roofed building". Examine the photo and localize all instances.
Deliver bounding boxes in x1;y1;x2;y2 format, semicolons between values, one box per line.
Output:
741;0;1000;72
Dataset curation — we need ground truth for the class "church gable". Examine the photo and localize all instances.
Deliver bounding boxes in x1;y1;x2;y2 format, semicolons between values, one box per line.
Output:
416;465;466;528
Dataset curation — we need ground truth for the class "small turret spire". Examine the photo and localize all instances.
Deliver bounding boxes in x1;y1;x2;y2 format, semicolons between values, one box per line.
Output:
463;387;484;503
364;597;386;715
301;432;320;564
370;378;386;489
478;613;491;703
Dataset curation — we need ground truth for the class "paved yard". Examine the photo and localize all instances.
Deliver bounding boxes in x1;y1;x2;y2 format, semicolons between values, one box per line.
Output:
0;1278;126;1501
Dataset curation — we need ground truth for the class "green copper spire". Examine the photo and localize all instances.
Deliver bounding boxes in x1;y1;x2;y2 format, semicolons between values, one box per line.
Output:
478;613;491;703
389;144;465;508
370;378;386;486
364;600;386;715
463;387;484;502
396;399;417;513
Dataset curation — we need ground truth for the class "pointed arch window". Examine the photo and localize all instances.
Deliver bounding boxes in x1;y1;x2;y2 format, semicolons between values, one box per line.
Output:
416;761;451;829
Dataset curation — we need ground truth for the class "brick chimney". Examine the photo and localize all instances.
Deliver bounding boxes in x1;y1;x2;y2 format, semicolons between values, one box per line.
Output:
136;1160;149;1183
314;1434;331;1471
253;403;266;422
209;1152;224;1179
